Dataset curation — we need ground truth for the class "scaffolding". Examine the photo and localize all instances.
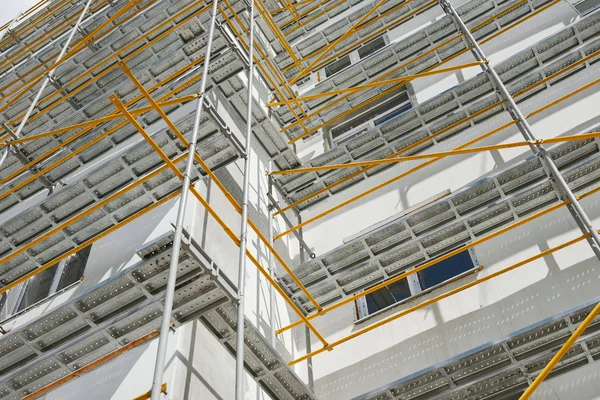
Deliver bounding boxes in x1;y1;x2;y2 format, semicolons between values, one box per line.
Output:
0;0;598;399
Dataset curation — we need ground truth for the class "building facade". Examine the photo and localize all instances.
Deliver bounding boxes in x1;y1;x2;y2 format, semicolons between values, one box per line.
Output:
0;0;600;399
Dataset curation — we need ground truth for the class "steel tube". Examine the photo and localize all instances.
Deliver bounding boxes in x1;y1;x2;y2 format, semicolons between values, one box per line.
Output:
11;0;94;140
519;300;600;399
440;0;600;260
267;162;277;347
235;0;256;397
149;0;220;398
290;229;595;365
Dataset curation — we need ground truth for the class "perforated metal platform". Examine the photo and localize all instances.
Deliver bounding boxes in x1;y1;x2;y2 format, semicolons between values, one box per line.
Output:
354;298;600;400
0;0;298;192
0;0;301;294
280;127;600;313
271;0;436;79
0;232;315;400
273;12;600;210
273;0;559;139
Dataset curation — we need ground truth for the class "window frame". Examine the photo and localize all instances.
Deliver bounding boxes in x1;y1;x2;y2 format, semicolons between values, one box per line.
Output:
355;248;480;322
0;246;91;322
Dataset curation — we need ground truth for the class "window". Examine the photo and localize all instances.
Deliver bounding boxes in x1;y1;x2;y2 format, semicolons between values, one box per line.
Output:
358;37;386;59
324;55;351;77
330;90;412;146
356;248;478;320
364;278;411;315
417;249;475;290
5;246;91;316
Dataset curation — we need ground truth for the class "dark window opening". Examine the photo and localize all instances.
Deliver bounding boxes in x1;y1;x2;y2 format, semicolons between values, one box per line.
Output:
365;278;411;315
324;55;351;77
358;37;386;59
16;246;91;313
330;90;411;144
418;249;475;290
357;248;478;319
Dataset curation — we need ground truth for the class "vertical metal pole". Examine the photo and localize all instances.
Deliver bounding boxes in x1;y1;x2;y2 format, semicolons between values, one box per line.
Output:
267;161;277;347
235;0;256;398
11;0;93;139
298;216;315;391
440;0;600;260
0;12;22;44
149;0;220;398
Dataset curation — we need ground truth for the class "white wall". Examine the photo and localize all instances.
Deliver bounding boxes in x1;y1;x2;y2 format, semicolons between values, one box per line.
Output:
279;5;600;400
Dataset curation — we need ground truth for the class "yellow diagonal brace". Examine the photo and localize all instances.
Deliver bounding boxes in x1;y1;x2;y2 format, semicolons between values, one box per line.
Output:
267;61;486;107
118;61;324;313
111;92;329;347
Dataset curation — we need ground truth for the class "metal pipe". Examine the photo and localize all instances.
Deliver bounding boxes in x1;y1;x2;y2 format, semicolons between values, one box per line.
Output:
0;148;8;170
298;217;315;391
113;80;328;348
267;61;485;107
282;0;557;142
290;228;596;365
269;132;600;175
267;161;277;347
149;0;220;398
519;300;600;399
440;0;600;260
22;330;161;400
11;0;93;140
235;0;256;397
0;12;21;44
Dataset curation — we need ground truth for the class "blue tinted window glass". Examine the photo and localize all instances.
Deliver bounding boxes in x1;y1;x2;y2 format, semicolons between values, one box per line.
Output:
365;278;411;314
418;250;474;289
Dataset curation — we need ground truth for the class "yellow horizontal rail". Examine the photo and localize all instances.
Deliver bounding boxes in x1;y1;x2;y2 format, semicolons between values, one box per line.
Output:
282;0;558;142
268;61;486;107
289;223;598;365
270;132;600;175
111;93;329;347
118;61;324;313
0;66;205;202
219;0;310;133
273;44;600;217
22;331;162;400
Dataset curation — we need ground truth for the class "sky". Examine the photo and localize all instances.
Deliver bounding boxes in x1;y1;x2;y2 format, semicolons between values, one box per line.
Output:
1;0;45;27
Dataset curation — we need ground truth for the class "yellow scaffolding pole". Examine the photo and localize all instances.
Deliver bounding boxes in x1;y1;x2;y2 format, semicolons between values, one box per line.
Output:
219;0;311;134
280;0;437;76
288;0;392;85
274;75;600;239
110;94;329;347
273;43;600;216
22;331;162;400
281;0;558;142
0;63;206;202
519;300;600;399
289;221;599;365
0;94;199;148
118;61;324;313
0;0;146;108
269;132;600;175
278;0;340;32
255;0;302;71
284;36;468;143
271;0;315;15
0;0;72;50
0;0;112;72
268;61;486;106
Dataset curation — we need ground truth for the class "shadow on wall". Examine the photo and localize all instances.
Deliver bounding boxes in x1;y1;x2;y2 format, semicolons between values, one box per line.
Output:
310;194;600;399
46;341;154;400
